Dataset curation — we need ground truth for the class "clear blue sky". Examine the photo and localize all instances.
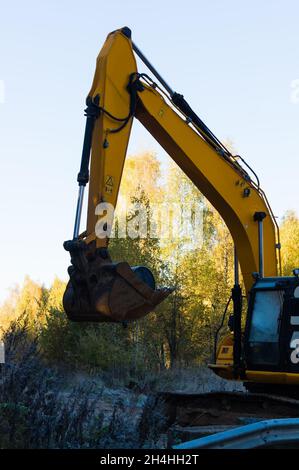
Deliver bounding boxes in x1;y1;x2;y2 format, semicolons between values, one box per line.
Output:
1;0;299;302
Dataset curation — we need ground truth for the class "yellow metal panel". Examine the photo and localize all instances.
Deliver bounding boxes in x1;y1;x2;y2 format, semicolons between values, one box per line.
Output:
210;367;299;384
246;370;299;385
86;29;137;247
208;364;235;380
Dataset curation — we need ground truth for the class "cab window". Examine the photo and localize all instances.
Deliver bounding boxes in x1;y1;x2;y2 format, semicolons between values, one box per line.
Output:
248;289;283;366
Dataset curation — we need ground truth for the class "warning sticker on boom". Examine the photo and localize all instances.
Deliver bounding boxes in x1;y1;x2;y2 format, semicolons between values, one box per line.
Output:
105;175;114;194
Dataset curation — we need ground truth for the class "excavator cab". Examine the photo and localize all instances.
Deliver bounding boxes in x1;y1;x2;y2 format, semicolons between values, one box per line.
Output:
211;273;299;389
245;275;299;376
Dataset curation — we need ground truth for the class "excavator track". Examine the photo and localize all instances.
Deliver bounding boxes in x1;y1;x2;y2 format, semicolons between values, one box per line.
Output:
149;391;299;447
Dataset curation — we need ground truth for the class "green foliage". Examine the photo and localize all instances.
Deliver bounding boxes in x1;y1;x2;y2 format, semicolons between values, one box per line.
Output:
0;402;29;448
280;210;299;275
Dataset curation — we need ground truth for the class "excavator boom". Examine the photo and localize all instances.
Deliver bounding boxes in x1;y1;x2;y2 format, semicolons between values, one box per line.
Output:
64;26;279;321
63;27;299;390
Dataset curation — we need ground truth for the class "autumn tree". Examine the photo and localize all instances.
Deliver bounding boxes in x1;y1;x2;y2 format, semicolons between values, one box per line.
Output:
280;210;299;275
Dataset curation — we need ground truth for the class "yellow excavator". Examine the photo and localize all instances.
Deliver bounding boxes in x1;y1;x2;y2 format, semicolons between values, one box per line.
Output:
63;27;299;393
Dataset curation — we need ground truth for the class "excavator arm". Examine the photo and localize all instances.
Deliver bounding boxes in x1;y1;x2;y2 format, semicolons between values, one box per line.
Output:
135;81;279;293
63;27;280;324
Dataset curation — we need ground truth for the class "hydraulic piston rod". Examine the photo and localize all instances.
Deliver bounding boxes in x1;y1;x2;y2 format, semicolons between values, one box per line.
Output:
254;211;267;278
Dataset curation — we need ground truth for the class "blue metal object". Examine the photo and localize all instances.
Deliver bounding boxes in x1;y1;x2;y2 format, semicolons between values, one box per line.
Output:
131;266;156;290
173;418;299;449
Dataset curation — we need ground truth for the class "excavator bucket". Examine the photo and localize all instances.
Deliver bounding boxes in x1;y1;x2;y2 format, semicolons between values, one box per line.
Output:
63;240;172;322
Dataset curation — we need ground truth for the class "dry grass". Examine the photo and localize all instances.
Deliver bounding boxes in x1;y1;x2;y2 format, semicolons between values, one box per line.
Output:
0;316;244;449
150;366;245;394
